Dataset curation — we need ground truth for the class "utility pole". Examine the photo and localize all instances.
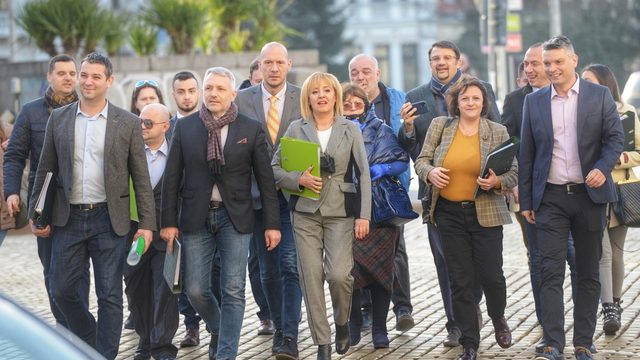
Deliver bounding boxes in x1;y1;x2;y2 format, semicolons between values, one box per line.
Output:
549;0;562;36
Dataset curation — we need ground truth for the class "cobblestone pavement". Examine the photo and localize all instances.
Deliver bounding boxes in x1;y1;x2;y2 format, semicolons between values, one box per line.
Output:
1;218;640;359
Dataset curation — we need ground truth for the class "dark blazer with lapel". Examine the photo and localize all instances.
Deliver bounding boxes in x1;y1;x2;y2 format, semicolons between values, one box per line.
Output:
235;82;302;209
501;84;533;138
399;80;500;199
235;82;302;151
161;112;280;234
29;102;156;236
519;79;624;212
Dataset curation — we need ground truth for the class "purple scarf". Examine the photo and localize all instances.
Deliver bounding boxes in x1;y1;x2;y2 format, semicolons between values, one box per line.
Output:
198;102;238;175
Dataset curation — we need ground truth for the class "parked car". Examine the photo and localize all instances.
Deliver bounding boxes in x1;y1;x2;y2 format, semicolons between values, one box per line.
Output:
622;71;640;110
0;293;104;359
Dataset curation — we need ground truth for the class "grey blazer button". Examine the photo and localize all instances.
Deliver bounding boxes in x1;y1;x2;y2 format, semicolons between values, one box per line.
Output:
327;175;332;179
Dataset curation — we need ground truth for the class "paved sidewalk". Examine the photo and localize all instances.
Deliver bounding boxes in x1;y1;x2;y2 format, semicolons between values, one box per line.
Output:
1;218;640;359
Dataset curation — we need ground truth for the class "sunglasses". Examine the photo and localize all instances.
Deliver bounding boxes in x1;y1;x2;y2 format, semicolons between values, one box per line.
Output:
135;79;159;89
140;118;166;129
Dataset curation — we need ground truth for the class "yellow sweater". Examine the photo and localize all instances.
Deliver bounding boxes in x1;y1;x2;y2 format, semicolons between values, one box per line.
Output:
440;127;480;202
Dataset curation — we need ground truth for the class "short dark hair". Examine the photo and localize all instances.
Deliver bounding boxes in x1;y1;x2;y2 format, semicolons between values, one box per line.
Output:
446;75;491;118
429;40;461;60
48;54;76;74
130;83;165;115
542;36;575;53
341;83;370;109
582;64;621;102
172;71;198;88
81;52;113;78
249;57;260;76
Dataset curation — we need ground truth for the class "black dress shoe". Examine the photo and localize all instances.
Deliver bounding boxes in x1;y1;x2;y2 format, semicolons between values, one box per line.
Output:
335;324;350;355
492;316;512;349
535;338;547;354
180;327;200;347
317;344;331;360
133;340;150;360
457;347;477;360
208;333;219;360
272;330;284;355
275;337;299;360
124;313;135;330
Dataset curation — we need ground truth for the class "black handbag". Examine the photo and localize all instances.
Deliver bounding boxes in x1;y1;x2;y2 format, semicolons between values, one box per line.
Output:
371;176;419;226
612;169;640;227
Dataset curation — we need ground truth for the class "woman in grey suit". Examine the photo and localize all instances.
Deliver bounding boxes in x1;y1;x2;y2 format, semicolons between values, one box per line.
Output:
272;72;371;360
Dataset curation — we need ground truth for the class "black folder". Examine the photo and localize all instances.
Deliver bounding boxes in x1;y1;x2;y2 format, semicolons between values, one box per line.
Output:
475;137;519;198
621;111;635;152
31;172;56;228
163;239;182;294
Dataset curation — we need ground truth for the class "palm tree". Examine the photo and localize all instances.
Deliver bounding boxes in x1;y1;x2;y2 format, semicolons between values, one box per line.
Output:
143;0;208;54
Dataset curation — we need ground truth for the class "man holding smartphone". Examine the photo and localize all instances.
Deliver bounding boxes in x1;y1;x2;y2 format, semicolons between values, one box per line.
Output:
398;40;500;348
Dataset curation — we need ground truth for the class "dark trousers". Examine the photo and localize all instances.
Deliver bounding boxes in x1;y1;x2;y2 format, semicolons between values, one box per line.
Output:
124;245;179;358
535;187;604;351
435;199;507;350
253;192;302;339
248;237;271;321
351;285;391;335
392;227;412;314
37;235;90;327
49;207;127;360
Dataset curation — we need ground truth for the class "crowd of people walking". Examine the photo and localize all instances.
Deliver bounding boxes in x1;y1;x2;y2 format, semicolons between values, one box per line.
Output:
1;34;635;360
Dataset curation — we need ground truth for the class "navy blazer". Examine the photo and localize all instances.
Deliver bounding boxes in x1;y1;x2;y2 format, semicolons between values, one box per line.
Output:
4;97;49;201
519;79;624;211
161;112;280;234
501;84;533;138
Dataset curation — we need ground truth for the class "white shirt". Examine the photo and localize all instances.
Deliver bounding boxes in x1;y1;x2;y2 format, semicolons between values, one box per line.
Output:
317;127;332;152
262;82;287;122
145;139;169;189
70;102;108;204
211;125;229;202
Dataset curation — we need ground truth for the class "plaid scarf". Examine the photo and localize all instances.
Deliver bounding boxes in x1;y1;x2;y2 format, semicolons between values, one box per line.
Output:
199;102;238;176
43;86;78;114
430;68;463;96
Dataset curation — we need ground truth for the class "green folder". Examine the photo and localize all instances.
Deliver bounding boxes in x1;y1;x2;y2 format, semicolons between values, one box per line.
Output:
280;137;321;200
129;178;139;222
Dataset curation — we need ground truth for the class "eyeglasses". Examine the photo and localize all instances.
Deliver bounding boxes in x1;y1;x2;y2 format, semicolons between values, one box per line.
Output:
135;79;159;89
343;101;365;111
140;118;167;129
429;55;457;63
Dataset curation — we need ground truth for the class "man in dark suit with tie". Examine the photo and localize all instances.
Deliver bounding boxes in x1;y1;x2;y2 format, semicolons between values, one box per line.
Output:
29;52;156;360
234;41;303;359
125;103;178;360
161;67;281;360
519;36;623;360
397;40;500;347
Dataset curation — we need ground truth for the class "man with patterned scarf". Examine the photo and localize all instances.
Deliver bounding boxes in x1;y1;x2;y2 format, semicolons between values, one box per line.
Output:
161;67;281;360
4;54;90;329
397;40;500;350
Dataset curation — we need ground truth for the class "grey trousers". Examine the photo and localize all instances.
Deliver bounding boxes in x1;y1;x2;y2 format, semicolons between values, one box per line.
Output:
292;210;354;345
600;225;627;302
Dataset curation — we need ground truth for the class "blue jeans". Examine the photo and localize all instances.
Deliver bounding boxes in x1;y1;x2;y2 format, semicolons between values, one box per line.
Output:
49;207;127;360
248;235;271;321
253;192;302;340
526;221;578;325
182;207;251;360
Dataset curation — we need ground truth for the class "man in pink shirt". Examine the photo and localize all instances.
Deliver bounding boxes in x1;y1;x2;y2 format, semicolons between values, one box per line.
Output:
518;36;623;360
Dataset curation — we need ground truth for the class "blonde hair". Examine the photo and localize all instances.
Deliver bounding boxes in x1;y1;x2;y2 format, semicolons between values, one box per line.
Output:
300;72;343;120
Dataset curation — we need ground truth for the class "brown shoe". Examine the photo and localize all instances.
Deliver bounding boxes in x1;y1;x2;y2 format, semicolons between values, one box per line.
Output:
258;319;275;335
492;316;512;349
180;327;200;347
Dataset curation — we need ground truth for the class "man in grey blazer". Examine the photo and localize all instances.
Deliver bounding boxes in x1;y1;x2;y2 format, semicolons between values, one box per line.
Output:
234;41;303;359
29;52;156;360
519;36;623;360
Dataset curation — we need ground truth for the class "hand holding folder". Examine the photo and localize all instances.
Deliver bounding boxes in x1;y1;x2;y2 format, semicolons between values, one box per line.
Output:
280;137;321;200
31;172;56;229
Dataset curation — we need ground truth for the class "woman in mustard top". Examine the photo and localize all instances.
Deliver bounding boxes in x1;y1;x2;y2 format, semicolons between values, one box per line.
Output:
414;76;518;360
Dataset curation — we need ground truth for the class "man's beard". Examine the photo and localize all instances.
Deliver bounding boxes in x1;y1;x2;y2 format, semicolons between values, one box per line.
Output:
179;104;197;113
